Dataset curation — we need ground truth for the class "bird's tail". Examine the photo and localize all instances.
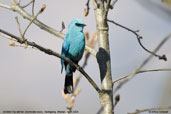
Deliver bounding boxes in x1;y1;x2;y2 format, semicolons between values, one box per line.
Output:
64;74;73;94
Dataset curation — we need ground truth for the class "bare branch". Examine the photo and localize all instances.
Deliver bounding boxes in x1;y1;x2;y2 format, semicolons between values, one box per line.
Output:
92;0;98;9
113;68;171;84
114;94;120;108
22;4;46;38
104;0;111;18
113;34;171;91
60;21;65;32
32;0;35;16
0;32;17;41
9;41;38;50
110;0;118;9
0;28;101;94
135;34;171;69
84;0;90;16
128;106;171;114
21;0;33;8
0;3;11;9
107;19;167;61
15;16;23;37
2;1;97;56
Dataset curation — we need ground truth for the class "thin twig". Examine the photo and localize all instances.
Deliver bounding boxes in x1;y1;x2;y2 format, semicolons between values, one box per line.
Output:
22;4;46;38
113;68;171;83
84;0;90;16
60;21;65;32
17;0;21;5
32;0;35;16
110;0;118;9
107;19;167;61
0;28;101;94
15;16;23;37
0;3;11;9
128;106;171;114
104;0;111;18
7;1;97;56
113;34;171;91
0;32;17;41
92;0;98;9
107;19;141;38
8;41;38;50
21;0;33;8
137;39;167;61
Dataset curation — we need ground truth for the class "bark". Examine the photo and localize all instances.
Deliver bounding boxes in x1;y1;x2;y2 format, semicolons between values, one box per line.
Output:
94;7;114;114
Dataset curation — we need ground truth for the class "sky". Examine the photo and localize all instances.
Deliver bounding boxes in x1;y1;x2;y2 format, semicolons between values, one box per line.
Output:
0;0;171;114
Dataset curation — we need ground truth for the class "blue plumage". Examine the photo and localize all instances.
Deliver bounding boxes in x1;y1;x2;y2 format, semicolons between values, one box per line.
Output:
61;19;86;94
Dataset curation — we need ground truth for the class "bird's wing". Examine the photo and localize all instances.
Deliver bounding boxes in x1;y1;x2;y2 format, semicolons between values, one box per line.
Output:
61;33;70;73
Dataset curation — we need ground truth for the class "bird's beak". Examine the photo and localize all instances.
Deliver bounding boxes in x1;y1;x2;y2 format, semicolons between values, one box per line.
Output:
82;24;86;27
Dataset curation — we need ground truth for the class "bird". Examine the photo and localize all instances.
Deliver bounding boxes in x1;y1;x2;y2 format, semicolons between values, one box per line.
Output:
61;19;86;94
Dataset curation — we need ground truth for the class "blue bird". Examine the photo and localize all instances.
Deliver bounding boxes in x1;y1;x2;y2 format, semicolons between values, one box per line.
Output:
61;19;86;94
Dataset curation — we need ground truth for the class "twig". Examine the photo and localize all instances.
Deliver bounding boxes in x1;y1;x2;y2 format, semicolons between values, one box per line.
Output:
97;107;103;114
114;94;120;108
32;0;35;16
135;34;171;69
21;0;33;8
110;0;118;9
128;106;171;114
137;39;167;61
113;34;171;91
113;68;171;84
0;32;17;41
104;0;111;18
107;19;141;38
6;1;97;56
22;4;46;38
60;21;65;32
0;28;101;94
15;16;23;37
0;3;11;9
107;19;167;61
84;0;90;16
9;41;38;50
17;0;21;5
92;0;98;9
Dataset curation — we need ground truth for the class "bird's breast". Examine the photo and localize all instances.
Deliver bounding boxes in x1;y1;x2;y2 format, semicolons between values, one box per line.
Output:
67;39;85;61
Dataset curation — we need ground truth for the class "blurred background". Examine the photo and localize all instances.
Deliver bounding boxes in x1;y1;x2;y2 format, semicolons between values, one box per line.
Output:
0;0;171;114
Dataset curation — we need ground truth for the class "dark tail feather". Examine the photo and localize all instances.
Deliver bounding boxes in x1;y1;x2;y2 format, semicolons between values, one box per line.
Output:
64;74;73;94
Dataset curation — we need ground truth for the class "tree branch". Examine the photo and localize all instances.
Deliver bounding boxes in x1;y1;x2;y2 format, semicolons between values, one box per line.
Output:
113;68;171;84
92;0;98;9
84;0;90;16
0;1;97;56
0;3;11;9
128;106;171;114
113;34;171;91
110;0;118;9
104;0;111;18
32;0;35;16
107;19;167;61
0;28;101;94
21;0;34;8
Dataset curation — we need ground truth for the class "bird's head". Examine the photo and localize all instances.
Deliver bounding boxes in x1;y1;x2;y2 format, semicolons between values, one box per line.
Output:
68;19;86;32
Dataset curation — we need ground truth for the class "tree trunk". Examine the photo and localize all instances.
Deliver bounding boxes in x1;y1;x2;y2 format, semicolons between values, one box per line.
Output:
95;8;114;114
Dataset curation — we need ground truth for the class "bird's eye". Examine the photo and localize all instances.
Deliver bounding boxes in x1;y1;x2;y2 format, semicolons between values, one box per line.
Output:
75;23;82;26
75;23;86;27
